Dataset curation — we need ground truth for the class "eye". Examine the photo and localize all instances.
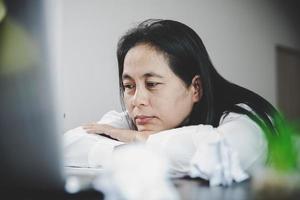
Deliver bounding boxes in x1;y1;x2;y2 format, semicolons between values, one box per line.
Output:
123;83;135;90
146;82;160;89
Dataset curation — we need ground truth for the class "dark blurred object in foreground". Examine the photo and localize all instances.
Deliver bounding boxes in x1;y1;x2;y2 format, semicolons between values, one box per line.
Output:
0;0;64;191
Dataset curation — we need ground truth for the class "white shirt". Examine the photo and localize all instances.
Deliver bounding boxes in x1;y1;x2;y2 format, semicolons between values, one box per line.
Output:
63;105;267;186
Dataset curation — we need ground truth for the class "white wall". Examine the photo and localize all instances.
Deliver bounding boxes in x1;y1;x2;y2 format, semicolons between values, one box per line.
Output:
50;0;300;131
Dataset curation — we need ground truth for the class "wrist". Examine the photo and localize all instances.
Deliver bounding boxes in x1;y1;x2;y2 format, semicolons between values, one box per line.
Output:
103;124;114;134
133;132;146;142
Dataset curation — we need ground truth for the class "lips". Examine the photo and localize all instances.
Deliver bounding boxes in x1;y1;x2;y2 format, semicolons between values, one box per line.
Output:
134;115;155;125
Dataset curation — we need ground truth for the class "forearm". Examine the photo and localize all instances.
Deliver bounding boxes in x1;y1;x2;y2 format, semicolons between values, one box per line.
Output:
109;128;139;142
108;128;155;143
87;124;155;143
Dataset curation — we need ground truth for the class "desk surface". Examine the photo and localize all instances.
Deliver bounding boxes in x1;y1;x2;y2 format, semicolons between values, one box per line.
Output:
173;177;300;200
3;177;300;200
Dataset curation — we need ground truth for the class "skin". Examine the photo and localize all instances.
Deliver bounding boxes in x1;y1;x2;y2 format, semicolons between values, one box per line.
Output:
83;44;202;143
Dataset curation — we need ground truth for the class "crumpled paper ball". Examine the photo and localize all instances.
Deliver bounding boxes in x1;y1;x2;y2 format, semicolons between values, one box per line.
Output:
93;143;179;200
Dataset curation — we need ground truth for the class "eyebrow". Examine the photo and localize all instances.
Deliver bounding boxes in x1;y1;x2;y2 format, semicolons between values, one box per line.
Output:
122;72;164;80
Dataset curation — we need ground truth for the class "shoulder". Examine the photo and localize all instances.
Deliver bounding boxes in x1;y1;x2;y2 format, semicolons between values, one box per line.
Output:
217;104;267;171
219;103;255;124
218;103;265;149
218;103;265;147
146;104;267;173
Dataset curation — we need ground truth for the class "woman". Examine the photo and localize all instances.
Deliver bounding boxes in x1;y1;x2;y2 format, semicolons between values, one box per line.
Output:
64;19;279;185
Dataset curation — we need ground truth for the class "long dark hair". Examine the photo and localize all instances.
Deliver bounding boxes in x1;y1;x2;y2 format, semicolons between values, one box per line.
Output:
117;19;280;134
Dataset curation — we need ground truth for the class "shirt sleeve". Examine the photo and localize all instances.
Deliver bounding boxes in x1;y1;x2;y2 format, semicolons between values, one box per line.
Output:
63;110;127;168
145;112;267;186
97;110;130;129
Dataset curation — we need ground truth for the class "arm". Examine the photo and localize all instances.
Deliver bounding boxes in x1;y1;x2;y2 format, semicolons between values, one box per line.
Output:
63;110;133;167
81;110;159;142
145;112;267;185
82;123;156;143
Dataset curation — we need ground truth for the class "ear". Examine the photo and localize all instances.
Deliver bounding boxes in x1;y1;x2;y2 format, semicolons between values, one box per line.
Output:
190;75;202;103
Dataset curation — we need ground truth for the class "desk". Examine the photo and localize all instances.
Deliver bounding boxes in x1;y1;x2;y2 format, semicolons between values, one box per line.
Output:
3;177;300;200
173;177;300;200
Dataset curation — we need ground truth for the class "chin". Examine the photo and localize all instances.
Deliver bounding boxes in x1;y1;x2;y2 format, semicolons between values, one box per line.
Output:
137;126;153;131
137;125;165;132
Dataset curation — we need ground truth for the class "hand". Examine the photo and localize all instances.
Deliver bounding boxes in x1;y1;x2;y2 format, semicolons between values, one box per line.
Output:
82;122;118;141
82;122;113;134
82;122;157;143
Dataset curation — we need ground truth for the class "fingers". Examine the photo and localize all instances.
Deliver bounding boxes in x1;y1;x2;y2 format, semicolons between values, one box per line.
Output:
82;123;113;135
81;123;139;143
83;126;97;134
81;123;120;141
82;122;97;129
85;129;97;134
82;122;101;134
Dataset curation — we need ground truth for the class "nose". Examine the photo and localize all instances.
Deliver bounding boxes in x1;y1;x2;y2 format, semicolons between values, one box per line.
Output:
132;86;149;107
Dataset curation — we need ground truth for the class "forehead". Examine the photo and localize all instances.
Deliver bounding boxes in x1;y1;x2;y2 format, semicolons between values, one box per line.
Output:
123;44;173;78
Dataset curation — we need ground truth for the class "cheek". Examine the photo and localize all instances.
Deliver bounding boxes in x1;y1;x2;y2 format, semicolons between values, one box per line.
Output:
156;91;193;125
123;95;130;107
160;89;191;109
123;95;133;114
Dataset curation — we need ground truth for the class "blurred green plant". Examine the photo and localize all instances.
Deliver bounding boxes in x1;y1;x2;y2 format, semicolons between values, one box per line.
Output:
263;113;299;172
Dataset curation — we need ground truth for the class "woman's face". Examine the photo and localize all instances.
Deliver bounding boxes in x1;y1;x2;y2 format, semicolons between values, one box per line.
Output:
122;44;200;132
